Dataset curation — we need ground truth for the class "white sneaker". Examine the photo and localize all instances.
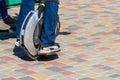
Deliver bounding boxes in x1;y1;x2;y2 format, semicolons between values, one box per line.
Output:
39;43;61;55
15;39;20;47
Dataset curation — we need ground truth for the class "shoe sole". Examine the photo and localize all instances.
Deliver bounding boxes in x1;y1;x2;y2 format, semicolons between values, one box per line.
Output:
39;48;61;55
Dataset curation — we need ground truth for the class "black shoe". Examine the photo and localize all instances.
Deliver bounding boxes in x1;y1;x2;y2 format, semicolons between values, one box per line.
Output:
3;15;17;24
3;15;17;31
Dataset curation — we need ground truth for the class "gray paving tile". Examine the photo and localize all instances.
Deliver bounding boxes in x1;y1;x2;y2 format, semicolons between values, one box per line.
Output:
79;77;95;80
47;67;64;72
18;76;35;80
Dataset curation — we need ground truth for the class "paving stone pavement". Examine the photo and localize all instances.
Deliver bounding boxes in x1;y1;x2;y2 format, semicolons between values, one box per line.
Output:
0;0;120;80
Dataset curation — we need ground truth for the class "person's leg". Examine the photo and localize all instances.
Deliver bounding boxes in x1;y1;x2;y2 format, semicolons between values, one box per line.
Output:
40;2;60;53
16;0;35;39
0;0;17;31
40;1;59;47
0;0;2;19
0;0;10;30
0;0;8;19
0;13;2;19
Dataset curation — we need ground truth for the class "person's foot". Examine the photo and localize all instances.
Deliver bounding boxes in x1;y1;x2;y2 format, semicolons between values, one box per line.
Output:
3;15;17;31
39;43;61;55
15;39;20;47
3;15;17;24
0;20;10;30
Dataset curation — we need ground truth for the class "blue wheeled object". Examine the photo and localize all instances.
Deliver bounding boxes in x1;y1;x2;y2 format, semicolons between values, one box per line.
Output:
20;3;60;60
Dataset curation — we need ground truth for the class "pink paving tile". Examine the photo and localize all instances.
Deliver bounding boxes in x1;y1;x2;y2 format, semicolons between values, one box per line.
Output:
92;41;103;44
0;56;15;62
115;39;120;43
18;62;34;69
116;62;120;64
75;20;84;23
76;26;83;30
116;26;120;29
108;0;116;4
57;52;64;56
100;14;109;17
1;77;16;80
92;38;101;40
23;70;37;75
114;27;120;32
69;43;82;47
97;32;109;35
75;54;88;58
84;3;92;7
49;61;67;68
70;14;78;18
65;2;73;6
92;64;104;68
97;47;110;51
70;16;78;19
110;7;118;10
60;71;74;75
81;14;89;16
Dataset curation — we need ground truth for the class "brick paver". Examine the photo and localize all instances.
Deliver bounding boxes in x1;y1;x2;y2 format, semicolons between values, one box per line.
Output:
0;0;120;80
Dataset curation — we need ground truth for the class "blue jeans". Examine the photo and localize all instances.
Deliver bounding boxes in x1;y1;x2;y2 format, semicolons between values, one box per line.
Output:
0;0;8;19
16;0;59;47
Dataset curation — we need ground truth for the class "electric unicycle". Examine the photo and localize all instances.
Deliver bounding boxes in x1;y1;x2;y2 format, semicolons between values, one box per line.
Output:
20;2;60;60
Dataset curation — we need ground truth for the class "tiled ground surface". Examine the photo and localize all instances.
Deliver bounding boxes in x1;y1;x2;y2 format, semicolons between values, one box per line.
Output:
0;0;120;80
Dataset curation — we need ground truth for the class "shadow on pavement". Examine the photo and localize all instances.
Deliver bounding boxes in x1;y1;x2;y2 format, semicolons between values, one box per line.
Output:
59;31;71;35
13;46;59;61
0;15;18;40
37;54;59;61
0;32;16;40
13;46;33;61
